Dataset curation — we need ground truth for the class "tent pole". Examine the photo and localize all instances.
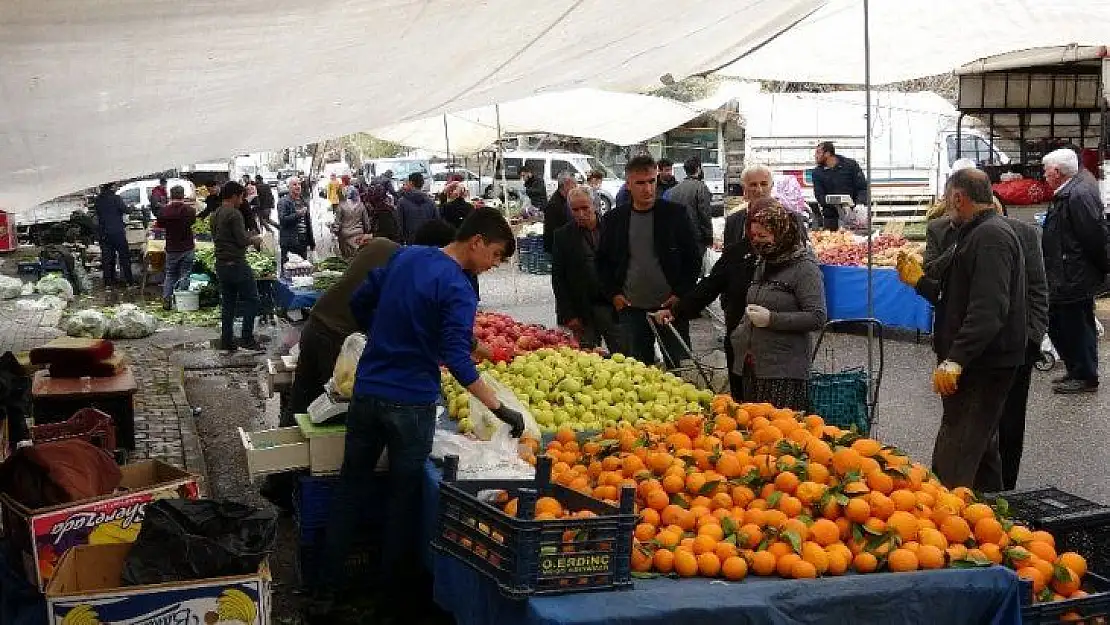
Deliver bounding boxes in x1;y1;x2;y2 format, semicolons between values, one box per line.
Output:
863;0;876;407
443;114;451;162
495;103;519;303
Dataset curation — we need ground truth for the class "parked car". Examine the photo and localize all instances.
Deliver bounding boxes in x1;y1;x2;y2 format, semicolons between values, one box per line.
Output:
496;150;623;213
429;163;493;198
116;178;195;213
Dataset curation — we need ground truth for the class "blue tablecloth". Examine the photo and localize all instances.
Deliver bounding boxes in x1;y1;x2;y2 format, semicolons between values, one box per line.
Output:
821;265;933;333
275;279;320;311
422;465;1022;625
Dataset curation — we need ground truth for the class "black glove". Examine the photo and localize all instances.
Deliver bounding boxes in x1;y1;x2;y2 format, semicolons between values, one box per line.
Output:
491;404;525;438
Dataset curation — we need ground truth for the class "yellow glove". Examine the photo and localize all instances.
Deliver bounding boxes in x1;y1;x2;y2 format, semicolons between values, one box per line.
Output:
896;252;924;287
932;360;963;396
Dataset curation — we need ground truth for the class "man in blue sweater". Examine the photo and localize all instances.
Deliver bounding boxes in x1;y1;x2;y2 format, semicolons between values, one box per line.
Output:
320;207;523;611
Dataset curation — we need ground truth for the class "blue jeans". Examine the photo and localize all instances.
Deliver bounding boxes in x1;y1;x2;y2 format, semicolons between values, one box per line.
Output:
162;249;196;300
215;260;258;345
323;394;436;588
617;307;690;368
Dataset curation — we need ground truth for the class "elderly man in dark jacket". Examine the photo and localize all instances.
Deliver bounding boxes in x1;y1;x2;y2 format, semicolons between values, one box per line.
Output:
904;194;1047;490
543;173;576;254
277;177;315;266
551;186;620;351
903;168;1027;492
1041;148;1107;394
596;155;700;367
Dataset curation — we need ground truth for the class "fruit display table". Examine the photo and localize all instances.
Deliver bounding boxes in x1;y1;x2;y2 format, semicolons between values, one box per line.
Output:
820;265;933;333
420;463;1023;625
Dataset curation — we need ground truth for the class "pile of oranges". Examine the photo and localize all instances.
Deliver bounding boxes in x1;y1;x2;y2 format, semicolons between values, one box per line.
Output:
516;394;1089;606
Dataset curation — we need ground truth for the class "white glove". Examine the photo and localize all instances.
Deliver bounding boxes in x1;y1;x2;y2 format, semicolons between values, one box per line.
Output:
746;304;771;328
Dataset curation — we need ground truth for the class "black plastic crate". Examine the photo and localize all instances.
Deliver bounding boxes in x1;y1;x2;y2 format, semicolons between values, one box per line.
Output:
1022;573;1110;624
295;525;381;590
993;487;1110;575
433;455;636;598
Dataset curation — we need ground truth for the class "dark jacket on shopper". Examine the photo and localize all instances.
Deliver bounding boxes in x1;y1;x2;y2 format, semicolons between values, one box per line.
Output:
596;199;700;303
811;155;868;211
277;195;315;251
543;190;570;253
551;222;607;326
730;250;826;379
94;190;128;237
397;189;438;244
212;204;253;264
159;200;197;253
1041;173;1108;304
919;214;1048;345
673;234;757;332
441;197;473;229
666;177;714;247
312;238;399;336
523;175;548;211
933;210;1027;369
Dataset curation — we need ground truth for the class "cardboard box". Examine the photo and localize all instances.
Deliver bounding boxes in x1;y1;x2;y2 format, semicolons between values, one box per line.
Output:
0;459;200;589
46;543;270;625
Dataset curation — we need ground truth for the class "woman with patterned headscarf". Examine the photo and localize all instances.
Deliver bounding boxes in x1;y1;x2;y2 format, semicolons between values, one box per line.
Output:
730;197;827;410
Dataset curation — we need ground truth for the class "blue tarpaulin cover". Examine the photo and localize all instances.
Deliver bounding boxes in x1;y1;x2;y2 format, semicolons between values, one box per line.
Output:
275;279;320;311
821;265;933;333
424;464;1022;625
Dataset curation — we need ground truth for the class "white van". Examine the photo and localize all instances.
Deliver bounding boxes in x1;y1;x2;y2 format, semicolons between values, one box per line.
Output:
497;150;624;212
742;91;1009;224
116;178;196;212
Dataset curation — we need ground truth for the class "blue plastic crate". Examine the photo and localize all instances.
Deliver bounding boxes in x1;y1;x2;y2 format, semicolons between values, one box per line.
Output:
293;474;389;538
432;455;636;598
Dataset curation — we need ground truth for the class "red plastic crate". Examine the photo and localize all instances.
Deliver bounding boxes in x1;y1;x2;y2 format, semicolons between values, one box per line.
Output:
30;408;116;452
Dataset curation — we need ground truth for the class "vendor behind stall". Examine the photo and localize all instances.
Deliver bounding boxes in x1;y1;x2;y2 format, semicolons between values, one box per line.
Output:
319;208;523;616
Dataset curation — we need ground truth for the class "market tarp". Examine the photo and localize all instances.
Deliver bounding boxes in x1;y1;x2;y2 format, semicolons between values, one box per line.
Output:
717;0;1110;85
370;89;733;155
0;0;824;212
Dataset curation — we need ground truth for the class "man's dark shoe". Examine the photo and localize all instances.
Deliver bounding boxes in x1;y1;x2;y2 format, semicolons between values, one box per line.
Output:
162;298;173;311
1051;374;1072;385
1053;379;1098;394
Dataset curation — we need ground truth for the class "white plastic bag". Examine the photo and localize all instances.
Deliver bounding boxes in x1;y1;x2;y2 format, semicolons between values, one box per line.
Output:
468;374;541;441
107;304;158;339
0;276;22;300
35;273;73;301
431;429;535;480
62;309;109;338
330;333;366;399
18;295;67;311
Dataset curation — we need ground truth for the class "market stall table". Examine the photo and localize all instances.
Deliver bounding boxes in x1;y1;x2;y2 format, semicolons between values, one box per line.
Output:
420;464;1023;625
821;265;933;333
31;367;138;450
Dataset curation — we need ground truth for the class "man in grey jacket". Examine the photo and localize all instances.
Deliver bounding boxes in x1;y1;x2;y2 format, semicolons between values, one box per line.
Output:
667;157;714;270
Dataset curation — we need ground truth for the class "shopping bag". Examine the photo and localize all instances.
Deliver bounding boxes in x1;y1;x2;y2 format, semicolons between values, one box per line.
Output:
329;333;366;399
468;374;540;441
260;230;277;254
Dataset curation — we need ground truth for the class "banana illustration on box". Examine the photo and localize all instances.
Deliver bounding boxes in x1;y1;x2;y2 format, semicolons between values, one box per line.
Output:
60;604;100;625
87;519;141;545
216;588;257;623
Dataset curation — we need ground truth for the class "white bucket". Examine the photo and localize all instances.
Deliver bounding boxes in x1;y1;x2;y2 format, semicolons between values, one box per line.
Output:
174;290;200;312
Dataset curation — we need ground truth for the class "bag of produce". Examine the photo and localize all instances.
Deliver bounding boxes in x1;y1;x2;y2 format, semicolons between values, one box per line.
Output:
35;273;74;301
330;333;366;399
107;304;158;339
62;309;109;338
468;374;540;441
0;276;23;300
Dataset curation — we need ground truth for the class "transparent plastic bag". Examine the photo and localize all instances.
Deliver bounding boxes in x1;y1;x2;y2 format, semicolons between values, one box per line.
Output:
431;429;535;480
0;276;23;299
63;309;109;338
468;374;540;441
35;273;74;301
107;304;158;339
329;333;366;399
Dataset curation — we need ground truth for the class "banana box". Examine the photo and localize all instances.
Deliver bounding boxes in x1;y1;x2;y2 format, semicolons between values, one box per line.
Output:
0;460;200;590
46;543;270;625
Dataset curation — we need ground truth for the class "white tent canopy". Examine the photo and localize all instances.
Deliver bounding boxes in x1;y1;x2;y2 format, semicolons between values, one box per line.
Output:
718;0;1110;85
370;88;745;155
0;0;824;211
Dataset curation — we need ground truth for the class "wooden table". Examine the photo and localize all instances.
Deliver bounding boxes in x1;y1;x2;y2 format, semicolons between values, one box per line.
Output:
31;367;138;450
